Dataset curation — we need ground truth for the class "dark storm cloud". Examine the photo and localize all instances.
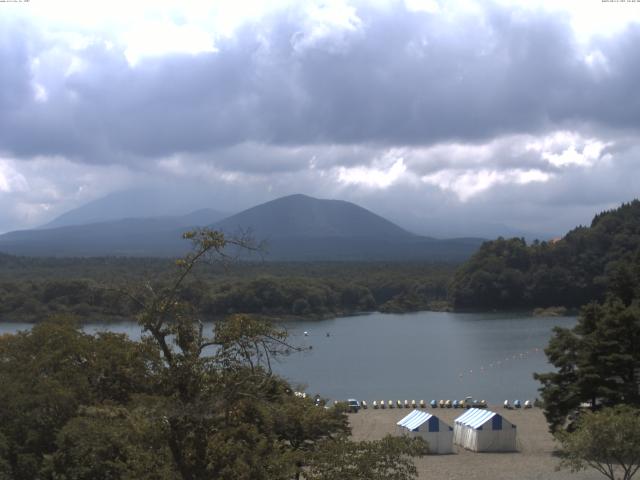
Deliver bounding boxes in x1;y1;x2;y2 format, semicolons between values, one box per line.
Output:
0;19;37;116
1;1;639;168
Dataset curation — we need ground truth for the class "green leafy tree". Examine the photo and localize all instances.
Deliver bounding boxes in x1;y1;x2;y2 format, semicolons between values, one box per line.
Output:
306;435;429;480
0;318;155;480
120;230;355;480
535;299;640;431
45;405;174;480
271;396;350;479
556;406;640;480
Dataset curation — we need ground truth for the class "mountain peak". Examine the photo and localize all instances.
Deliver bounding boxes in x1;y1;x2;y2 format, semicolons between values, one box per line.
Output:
213;194;414;239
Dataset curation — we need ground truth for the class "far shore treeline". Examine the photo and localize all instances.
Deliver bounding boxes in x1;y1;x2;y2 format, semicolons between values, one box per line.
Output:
1;200;640;323
0;258;452;323
450;200;640;311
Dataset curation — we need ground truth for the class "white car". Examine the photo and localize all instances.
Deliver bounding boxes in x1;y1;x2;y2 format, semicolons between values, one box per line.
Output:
347;398;361;412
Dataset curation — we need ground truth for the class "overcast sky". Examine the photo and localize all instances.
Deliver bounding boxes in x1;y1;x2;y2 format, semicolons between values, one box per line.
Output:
1;0;640;238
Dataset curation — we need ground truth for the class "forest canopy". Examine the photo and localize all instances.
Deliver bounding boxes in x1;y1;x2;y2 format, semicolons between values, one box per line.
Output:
449;200;640;310
0;258;454;323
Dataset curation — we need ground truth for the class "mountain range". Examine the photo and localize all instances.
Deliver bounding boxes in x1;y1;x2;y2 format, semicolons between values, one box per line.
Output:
0;194;484;261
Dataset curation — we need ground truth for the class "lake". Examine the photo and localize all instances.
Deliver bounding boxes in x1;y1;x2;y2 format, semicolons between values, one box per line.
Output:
0;311;576;403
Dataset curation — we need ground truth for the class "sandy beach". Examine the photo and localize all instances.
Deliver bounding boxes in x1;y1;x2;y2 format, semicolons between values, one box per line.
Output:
348;405;603;480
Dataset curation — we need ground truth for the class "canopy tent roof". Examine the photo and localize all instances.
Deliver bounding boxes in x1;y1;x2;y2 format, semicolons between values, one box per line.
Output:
397;410;431;430
397;409;450;432
454;408;502;430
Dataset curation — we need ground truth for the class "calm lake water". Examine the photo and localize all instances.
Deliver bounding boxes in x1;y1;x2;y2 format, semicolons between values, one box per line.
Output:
0;311;576;403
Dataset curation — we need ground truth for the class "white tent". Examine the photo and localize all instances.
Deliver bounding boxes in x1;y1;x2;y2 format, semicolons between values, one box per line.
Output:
453;408;517;452
396;409;453;454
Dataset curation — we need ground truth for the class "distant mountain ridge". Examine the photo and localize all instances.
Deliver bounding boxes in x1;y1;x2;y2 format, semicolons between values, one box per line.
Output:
0;211;225;257
0;194;484;261
41;188;228;229
212;194;413;239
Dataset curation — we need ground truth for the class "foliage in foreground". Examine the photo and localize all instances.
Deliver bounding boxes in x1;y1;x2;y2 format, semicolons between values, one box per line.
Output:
556;406;640;480
0;230;427;480
534;298;640;431
306;435;428;480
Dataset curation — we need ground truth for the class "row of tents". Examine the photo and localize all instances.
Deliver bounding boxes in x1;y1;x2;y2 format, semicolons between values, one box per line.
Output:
396;408;517;454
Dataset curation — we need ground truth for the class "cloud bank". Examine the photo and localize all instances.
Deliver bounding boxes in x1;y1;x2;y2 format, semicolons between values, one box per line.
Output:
0;0;639;237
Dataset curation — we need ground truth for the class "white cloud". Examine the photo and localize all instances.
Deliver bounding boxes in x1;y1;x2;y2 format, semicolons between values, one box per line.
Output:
421;168;550;201
32;83;48;102
404;0;440;14
123;21;217;66
337;157;407;189
493;0;640;42
291;0;363;52
0;160;29;193
525;131;610;168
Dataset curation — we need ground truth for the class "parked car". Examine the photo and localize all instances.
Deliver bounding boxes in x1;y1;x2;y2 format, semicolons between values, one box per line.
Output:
347;398;361;412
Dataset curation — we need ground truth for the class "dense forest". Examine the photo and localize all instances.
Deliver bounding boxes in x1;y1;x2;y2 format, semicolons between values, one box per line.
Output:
0;255;454;323
449;200;640;310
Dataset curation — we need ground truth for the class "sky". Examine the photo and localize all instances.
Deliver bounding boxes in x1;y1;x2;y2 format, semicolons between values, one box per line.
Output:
1;0;640;238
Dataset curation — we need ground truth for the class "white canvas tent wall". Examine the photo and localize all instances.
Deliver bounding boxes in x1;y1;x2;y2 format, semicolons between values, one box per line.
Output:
453;408;517;452
396;410;453;454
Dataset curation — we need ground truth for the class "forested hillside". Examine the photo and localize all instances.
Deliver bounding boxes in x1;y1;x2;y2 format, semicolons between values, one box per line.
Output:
0;256;453;322
449;200;640;310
